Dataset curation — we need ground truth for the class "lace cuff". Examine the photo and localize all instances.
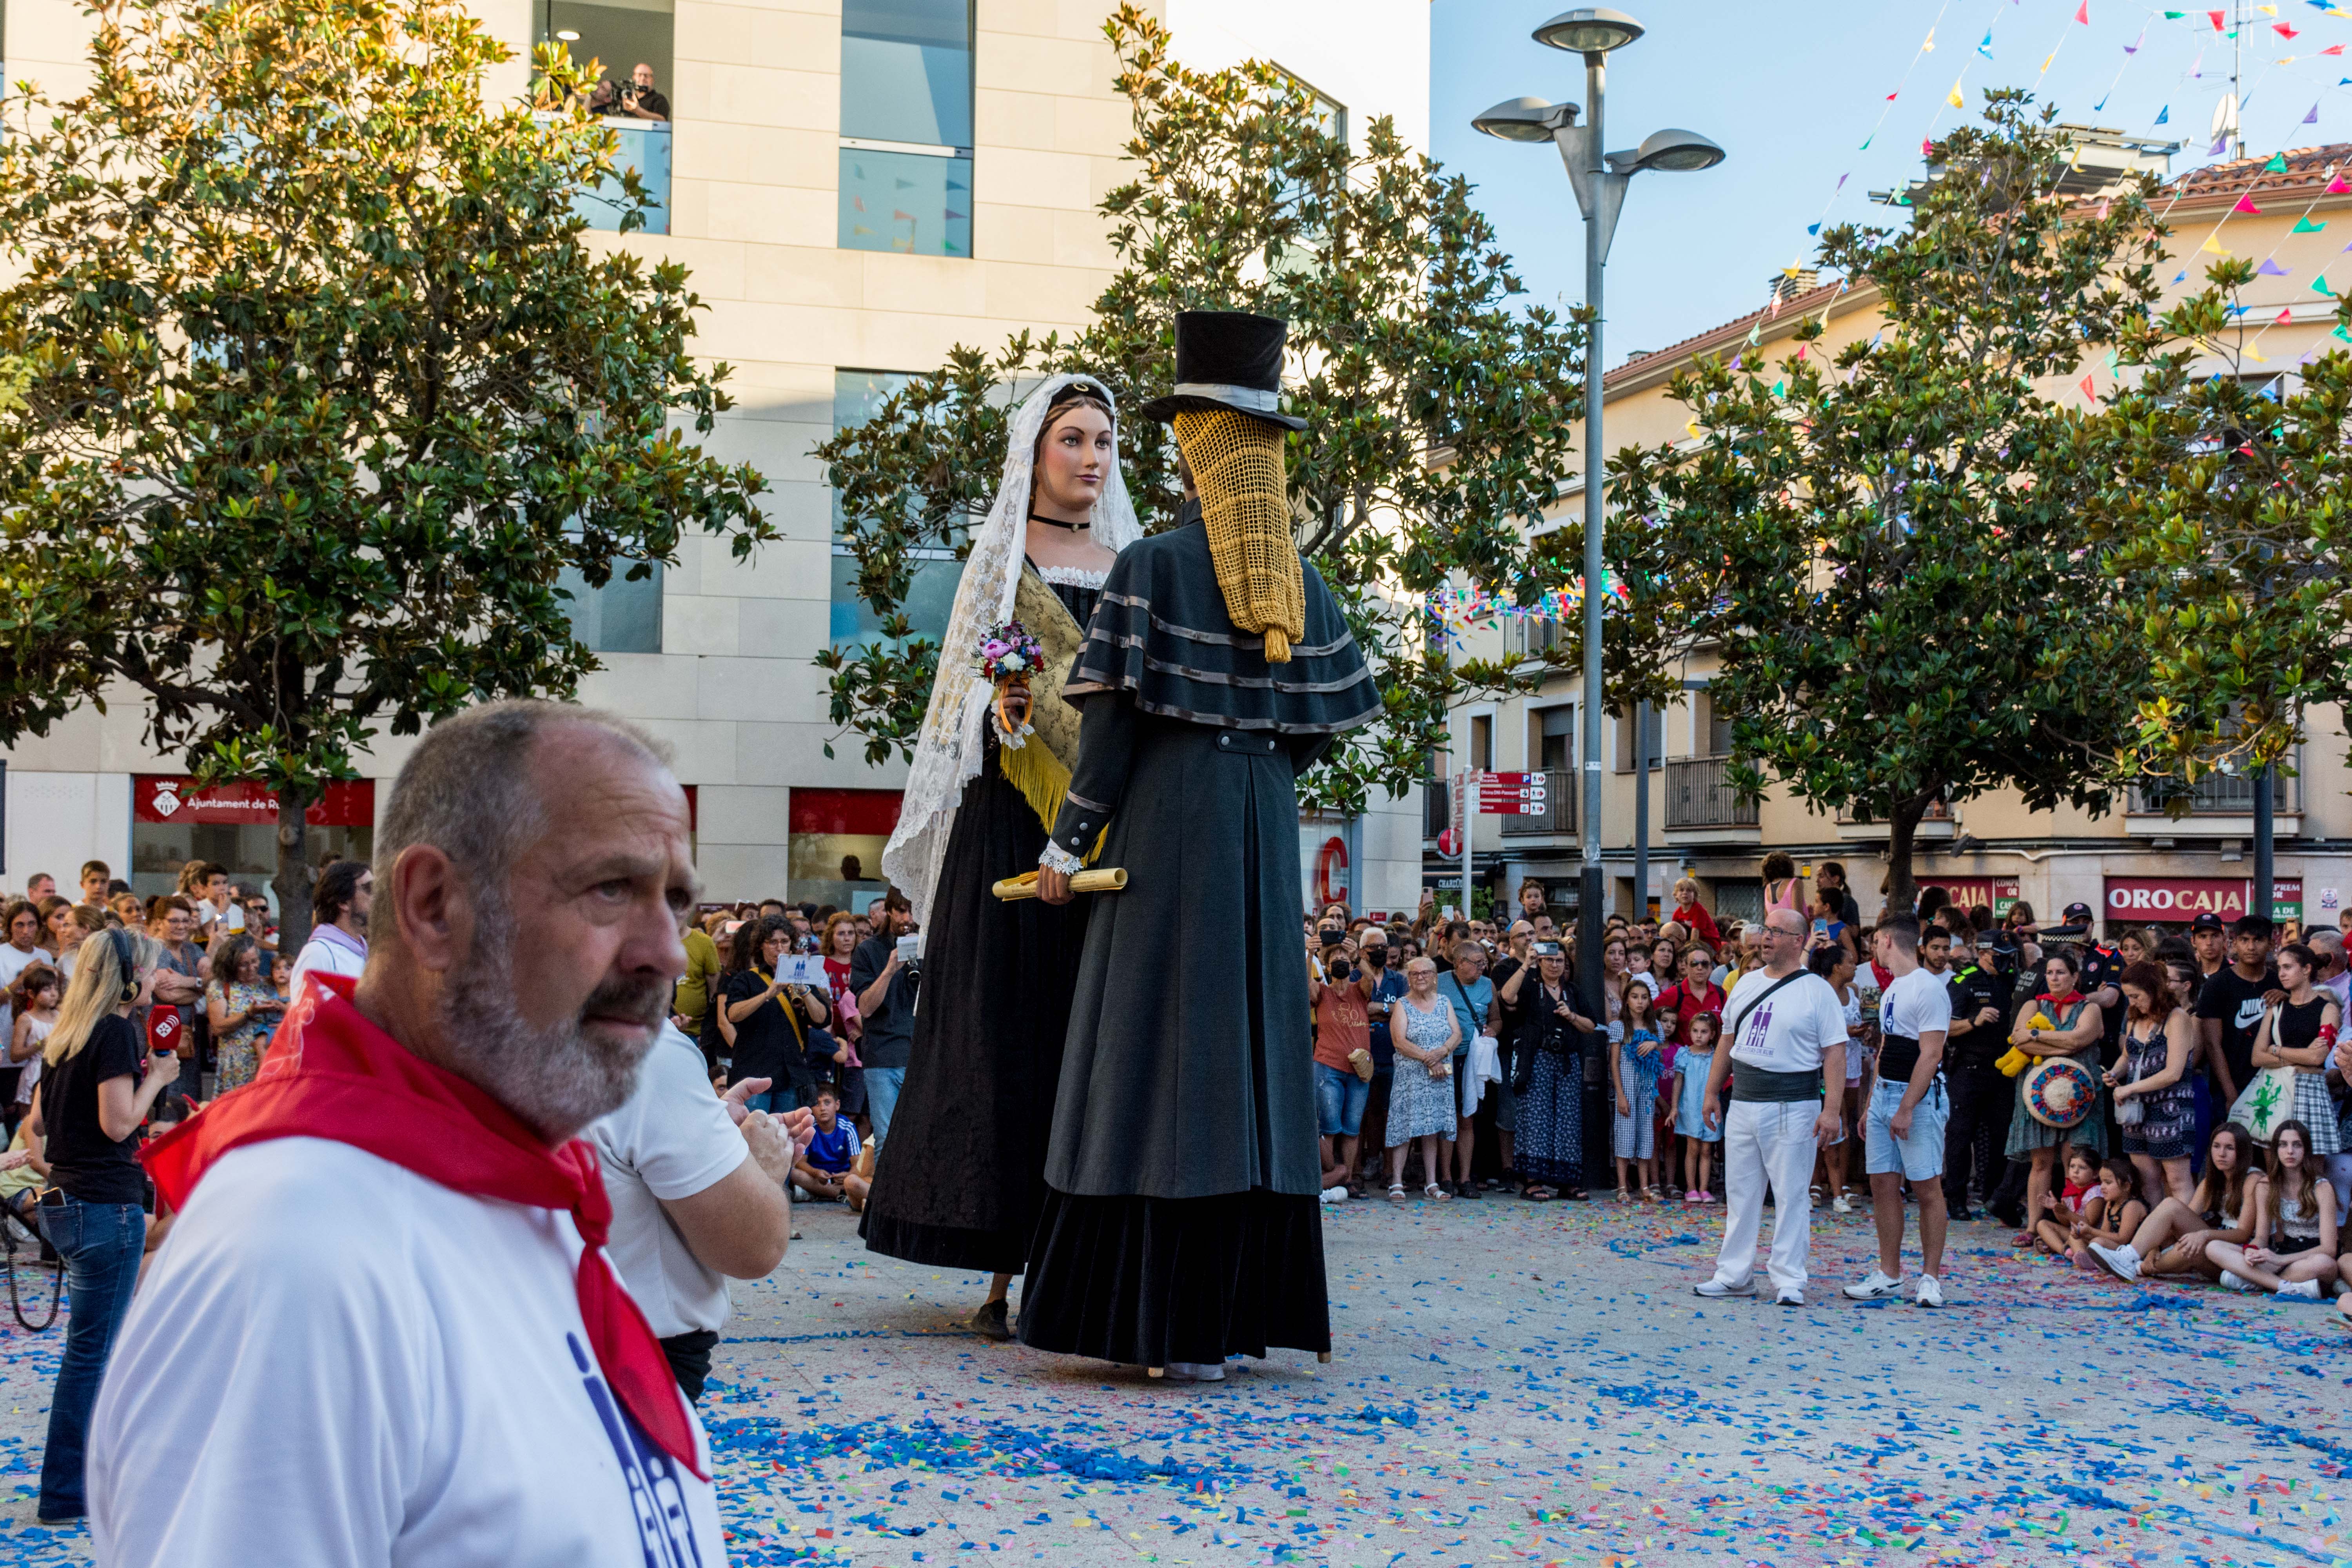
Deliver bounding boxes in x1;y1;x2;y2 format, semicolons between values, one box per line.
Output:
1038;840;1084;876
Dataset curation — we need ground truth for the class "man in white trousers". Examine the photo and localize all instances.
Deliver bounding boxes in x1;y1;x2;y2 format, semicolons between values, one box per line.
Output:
1695;907;1848;1306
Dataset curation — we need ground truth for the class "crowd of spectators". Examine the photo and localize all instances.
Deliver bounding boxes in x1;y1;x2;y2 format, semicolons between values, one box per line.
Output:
1307;864;2352;1321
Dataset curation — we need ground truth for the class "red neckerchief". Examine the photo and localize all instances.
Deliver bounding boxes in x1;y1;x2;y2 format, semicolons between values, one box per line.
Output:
2036;991;2085;1011
142;974;704;1479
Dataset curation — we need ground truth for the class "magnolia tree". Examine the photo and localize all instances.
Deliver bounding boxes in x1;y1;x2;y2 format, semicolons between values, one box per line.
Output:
0;0;769;946
1615;94;2161;909
2096;260;2352;793
818;5;1691;813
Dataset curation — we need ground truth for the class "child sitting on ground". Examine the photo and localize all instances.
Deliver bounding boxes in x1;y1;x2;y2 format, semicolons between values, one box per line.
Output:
1612;979;1665;1200
2069;1154;2148;1272
792;1083;869;1206
2033;1143;2104;1258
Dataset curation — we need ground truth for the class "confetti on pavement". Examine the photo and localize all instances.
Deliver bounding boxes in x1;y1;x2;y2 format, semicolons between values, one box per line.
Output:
0;1193;2345;1564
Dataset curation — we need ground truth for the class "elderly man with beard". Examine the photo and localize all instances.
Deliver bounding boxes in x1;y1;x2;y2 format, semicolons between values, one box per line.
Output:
89;700;744;1566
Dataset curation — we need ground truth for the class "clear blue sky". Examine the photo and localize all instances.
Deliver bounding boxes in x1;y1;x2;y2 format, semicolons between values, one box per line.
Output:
1429;0;2352;366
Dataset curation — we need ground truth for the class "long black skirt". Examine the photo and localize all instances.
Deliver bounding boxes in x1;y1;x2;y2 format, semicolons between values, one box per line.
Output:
861;744;1092;1275
1015;1188;1331;1365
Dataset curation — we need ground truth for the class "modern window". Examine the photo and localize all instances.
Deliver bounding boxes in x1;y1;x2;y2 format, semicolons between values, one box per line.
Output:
830;369;963;650
838;0;973;257
1701;687;1735;757
130;776;375;903
1468;714;1493;773
558;555;664;654
538;0;675;234
788;787;901;909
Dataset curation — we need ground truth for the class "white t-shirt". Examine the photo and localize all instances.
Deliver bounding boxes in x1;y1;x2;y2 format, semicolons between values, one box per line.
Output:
90;1137;724;1567
287;926;368;1000
1878;966;1954;1044
590;1024;749;1339
1723;967;1849;1075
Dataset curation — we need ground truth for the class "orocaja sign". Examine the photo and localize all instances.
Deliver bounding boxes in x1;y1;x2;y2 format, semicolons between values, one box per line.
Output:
2103;877;2303;923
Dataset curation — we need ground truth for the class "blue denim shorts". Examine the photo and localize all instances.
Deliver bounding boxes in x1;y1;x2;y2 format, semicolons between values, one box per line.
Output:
1864;1076;1949;1181
1315;1061;1370;1137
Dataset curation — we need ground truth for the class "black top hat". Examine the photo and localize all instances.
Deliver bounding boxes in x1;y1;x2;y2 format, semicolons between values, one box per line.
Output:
1135;310;1307;432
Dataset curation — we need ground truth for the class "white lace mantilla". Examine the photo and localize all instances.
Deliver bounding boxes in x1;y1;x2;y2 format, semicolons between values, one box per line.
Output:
878;374;1142;927
1032;564;1111;589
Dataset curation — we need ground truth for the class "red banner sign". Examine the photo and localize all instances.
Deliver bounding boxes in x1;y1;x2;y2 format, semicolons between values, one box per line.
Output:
1477;770;1549;815
133;775;375;828
2104;877;2303;923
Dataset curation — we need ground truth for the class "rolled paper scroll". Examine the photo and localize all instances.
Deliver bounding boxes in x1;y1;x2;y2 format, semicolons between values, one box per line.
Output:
991;868;1130;901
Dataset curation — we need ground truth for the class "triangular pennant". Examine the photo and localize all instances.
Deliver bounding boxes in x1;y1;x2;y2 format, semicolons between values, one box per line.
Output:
2258;257;2293;275
2277;306;2295;323
2079;374;2097;399
2076;0;2089;21
2293;214;2328;232
2306;102;2323;123
2315;273;2337;295
2156;104;2171;124
2236;194;2265;213
2265;152;2290;171
1947;77;1966;108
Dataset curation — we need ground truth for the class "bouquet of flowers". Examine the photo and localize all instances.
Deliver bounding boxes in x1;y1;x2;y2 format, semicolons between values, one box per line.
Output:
976;620;1044;746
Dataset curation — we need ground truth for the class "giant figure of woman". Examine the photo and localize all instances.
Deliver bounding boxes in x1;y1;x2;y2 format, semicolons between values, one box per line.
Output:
862;374;1142;1340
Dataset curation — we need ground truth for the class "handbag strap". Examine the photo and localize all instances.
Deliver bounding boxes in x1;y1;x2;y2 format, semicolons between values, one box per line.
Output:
1726;970;1810;1049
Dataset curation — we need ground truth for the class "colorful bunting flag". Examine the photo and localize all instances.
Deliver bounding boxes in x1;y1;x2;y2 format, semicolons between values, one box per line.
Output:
2316;273;2337;294
2334;174;2352;192
1948;78;1966;108
2258;257;2293;274
2079;374;2097;399
2294;215;2328;232
1978;29;1995;56
2308;103;2324;123
2276;21;2300;34
2156;104;2171;123
2236;194;2265;214
2265;152;2290;172
2278;307;2295;323
2211;134;2232;155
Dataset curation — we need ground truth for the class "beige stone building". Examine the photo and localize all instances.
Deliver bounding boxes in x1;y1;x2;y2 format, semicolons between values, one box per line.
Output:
0;0;1431;919
1437;136;2352;937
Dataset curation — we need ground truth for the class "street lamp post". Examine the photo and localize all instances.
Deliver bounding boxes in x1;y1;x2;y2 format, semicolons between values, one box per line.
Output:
1474;7;1723;1025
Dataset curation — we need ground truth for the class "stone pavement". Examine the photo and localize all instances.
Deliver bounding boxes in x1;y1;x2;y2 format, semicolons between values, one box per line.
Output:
0;1189;2344;1564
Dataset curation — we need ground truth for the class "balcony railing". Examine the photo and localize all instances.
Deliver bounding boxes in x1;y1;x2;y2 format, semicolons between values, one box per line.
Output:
1666;756;1759;830
570;117;671;236
1423;778;1449;840
2129;766;2299;817
1499;768;1576;837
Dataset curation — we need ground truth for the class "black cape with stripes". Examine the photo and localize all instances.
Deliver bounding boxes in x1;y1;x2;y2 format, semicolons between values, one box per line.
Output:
1058;501;1381;740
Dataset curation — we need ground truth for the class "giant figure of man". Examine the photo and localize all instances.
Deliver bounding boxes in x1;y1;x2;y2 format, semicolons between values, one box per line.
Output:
1023;311;1382;1378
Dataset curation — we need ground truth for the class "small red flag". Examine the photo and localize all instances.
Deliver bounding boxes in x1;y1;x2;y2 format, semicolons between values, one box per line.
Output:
2079;374;2096;401
2074;0;2089;22
2235;194;2263;214
2275;22;2299;38
2208;9;2225;28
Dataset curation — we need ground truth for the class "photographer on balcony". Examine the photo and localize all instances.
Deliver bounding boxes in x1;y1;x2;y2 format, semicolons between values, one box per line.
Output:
620;62;670;123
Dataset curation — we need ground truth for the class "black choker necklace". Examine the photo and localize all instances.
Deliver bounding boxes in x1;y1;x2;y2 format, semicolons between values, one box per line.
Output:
1028;510;1089;532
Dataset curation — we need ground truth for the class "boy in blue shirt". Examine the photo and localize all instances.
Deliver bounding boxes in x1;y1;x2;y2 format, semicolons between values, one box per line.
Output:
793;1083;867;1205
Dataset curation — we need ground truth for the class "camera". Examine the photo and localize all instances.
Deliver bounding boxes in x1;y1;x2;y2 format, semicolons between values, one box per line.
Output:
1532;940;1563;958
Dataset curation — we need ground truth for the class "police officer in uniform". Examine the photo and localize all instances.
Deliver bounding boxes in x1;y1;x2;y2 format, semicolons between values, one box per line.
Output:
1941;931;2014;1221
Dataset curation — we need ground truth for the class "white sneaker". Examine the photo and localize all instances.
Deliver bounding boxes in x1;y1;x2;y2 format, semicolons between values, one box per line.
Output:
1915;1275;1944;1308
1692;1277;1758;1299
2215;1269;2253;1292
2087;1242;2140;1283
1774;1287;1805;1307
2278;1279;2323;1301
1842;1269;1904;1301
1831;1193;1854;1215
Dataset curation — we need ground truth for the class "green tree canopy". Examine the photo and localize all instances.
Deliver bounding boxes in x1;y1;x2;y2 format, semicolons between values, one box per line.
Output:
2095;260;2352;792
0;0;769;944
817;4;1689;813
1615;94;2163;909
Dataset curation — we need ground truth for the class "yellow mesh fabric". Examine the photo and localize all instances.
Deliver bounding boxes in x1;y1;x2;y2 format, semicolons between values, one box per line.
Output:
1173;408;1306;663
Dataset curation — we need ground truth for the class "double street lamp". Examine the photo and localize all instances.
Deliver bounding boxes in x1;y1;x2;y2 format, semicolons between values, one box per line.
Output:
1474;7;1722;1013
